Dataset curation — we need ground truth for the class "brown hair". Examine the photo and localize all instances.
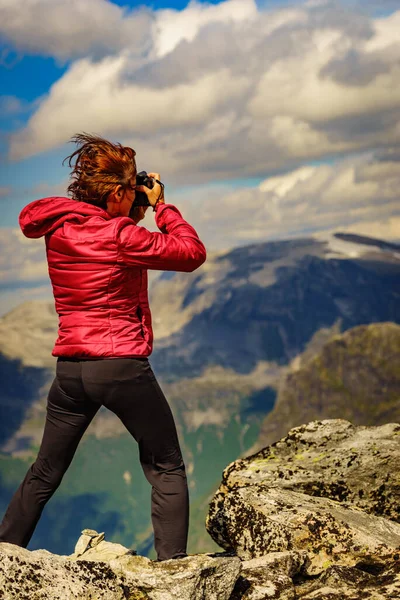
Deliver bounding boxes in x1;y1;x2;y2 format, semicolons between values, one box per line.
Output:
63;133;137;209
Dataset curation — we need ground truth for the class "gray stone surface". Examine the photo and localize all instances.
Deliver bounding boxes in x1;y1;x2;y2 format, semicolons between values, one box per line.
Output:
206;419;400;597
0;536;241;600
109;552;241;600
296;557;400;599
222;419;400;522
0;542;127;600
207;485;400;573
229;551;309;599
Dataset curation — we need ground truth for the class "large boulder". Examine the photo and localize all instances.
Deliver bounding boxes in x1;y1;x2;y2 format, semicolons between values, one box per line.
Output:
207;485;400;574
206;419;400;578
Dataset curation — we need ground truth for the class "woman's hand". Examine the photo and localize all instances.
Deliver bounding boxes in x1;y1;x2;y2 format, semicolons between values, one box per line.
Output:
136;172;165;210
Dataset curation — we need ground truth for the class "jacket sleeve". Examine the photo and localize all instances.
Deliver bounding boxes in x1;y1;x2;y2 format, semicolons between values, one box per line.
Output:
116;203;207;271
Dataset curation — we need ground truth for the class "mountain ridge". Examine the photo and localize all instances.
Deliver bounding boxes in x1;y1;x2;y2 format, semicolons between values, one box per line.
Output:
247;321;400;454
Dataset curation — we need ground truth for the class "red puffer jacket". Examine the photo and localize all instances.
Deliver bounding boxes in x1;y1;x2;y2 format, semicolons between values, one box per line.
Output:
19;197;206;358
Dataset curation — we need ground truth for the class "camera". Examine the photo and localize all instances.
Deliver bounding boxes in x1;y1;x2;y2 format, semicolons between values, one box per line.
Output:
132;171;154;207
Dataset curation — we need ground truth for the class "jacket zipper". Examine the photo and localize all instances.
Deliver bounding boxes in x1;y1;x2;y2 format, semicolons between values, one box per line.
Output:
137;270;145;339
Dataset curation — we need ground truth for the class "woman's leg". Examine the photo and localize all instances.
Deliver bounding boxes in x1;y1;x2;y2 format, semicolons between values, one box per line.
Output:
0;359;99;547
82;358;189;561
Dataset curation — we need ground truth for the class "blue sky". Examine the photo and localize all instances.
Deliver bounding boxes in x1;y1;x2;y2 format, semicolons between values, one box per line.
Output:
0;0;399;314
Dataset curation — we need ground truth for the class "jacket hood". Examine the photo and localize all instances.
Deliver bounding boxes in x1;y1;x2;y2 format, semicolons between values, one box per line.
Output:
19;196;112;238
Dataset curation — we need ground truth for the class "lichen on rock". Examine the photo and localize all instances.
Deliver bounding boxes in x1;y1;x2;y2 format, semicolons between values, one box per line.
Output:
206;419;400;597
0;536;241;599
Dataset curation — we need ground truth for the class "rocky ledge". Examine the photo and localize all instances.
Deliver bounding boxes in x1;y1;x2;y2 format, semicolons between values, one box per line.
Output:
1;419;399;599
207;419;400;598
0;536;241;600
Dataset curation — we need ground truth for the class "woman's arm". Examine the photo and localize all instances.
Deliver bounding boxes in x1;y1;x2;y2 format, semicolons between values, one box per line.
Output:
116;203;207;272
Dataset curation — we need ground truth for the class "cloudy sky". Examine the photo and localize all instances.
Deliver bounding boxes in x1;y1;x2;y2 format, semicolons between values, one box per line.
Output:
0;0;399;315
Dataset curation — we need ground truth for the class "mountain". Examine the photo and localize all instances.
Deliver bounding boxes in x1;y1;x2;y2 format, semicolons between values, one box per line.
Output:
0;231;399;559
149;231;400;378
0;301;58;369
246;321;400;454
333;232;400;253
0;302;57;454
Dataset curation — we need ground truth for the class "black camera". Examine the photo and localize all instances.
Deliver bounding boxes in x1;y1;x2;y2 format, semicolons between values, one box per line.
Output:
132;171;154;207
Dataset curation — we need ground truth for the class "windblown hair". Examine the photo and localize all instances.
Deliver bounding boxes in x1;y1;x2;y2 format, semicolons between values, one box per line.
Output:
63;133;137;209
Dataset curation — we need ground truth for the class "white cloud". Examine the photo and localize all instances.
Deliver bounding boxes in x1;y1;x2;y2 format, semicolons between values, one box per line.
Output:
10;56;249;161
0;0;151;60
259;166;318;197
152;0;257;58
0;228;48;284
6;2;400;186
355;160;400;182
0;0;257;62
365;10;400;52
183;152;400;249
248;16;400;124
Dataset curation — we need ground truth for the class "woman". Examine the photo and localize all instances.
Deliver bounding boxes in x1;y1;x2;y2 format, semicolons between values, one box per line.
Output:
0;133;206;562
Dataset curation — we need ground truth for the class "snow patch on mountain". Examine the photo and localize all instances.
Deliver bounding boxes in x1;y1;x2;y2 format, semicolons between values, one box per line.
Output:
313;230;400;260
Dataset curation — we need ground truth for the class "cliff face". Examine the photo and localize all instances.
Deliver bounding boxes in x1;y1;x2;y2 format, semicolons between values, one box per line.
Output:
250;322;400;452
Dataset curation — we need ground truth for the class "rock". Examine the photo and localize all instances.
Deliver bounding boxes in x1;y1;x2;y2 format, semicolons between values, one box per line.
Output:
0;542;127;600
207;486;400;573
229;551;309;599
206;419;400;596
68;529;137;563
73;528;105;556
213;419;400;523
296;555;400;599
70;539;133;563
0;537;241;600
109;552;241;600
2;420;400;599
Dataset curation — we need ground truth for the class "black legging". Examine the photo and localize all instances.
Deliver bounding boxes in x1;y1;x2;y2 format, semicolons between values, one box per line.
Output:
0;357;189;561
